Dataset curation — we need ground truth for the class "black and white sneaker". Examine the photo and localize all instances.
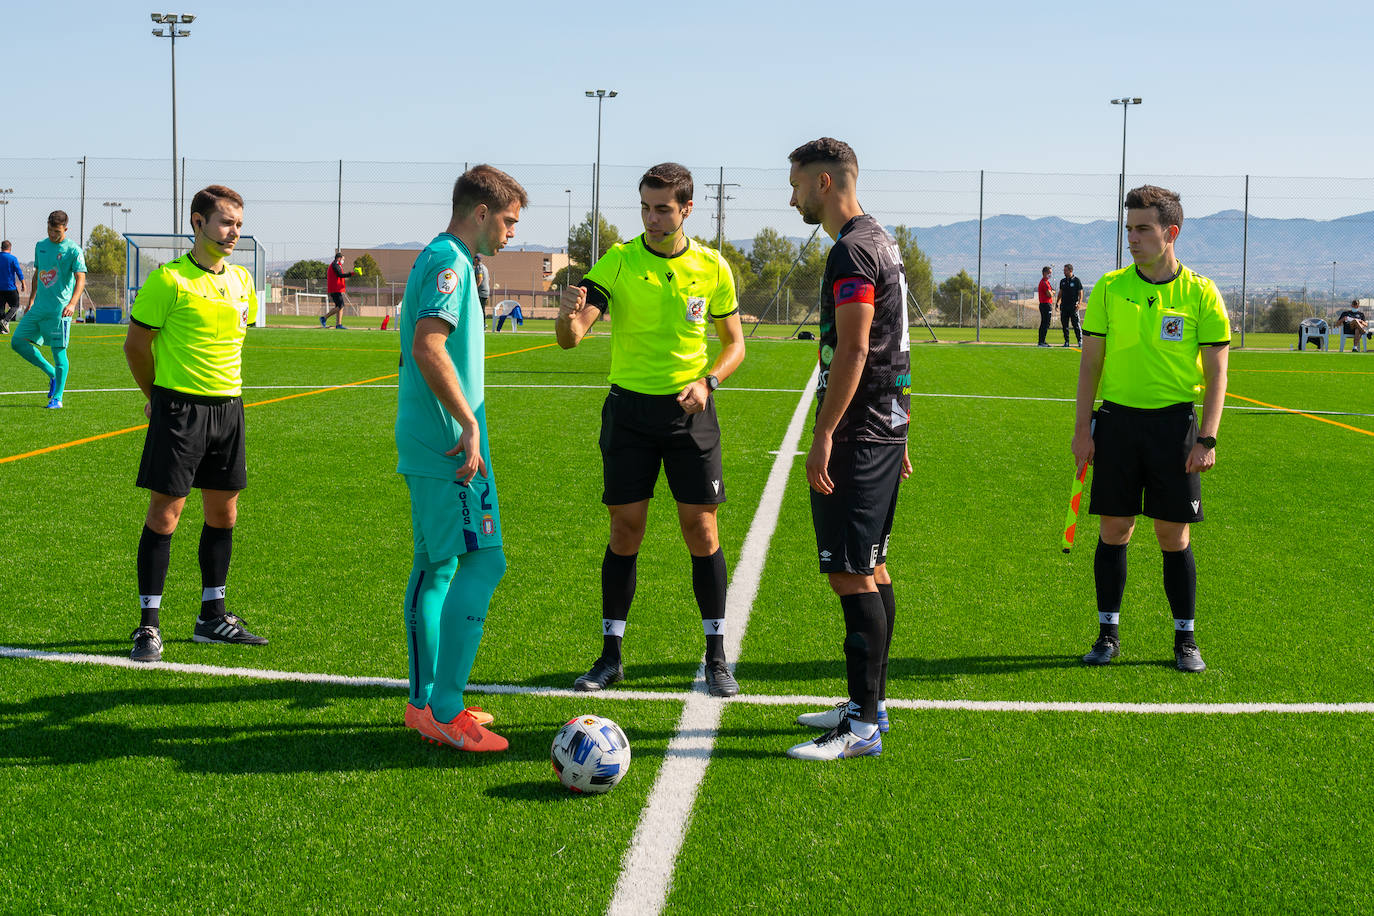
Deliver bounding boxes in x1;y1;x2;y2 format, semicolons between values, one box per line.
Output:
130;626;163;663
703;659;740;697
573;657;624;691
1081;635;1120;665
193;613;268;645
1174;643;1207;673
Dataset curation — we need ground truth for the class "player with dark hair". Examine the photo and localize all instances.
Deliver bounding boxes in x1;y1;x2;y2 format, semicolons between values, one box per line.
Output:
1073;184;1229;673
1056;263;1084;348
321;251;357;329
556;161;747;698
396;164;527;753
1036;265;1055;347
0;240;24;334
1334;299;1369;351
11;211;85;407
785;137;912;760
124;185;265;663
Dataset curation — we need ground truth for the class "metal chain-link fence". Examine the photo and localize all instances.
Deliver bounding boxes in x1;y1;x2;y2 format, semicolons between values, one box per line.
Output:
4;157;1371;341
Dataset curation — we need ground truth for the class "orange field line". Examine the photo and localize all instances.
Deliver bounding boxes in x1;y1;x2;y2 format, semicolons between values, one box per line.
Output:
0;341;560;464
1227;392;1374;438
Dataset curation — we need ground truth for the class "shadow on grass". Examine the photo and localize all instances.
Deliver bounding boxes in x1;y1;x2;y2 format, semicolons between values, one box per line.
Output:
0;680;609;775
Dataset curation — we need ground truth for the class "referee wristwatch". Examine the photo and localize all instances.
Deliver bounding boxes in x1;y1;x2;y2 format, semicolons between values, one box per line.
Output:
1196;435;1216;450
705;374;720;392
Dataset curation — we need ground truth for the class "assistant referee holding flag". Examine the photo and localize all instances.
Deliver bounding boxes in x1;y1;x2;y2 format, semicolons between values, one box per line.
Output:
1072;185;1229;673
556;162;746;698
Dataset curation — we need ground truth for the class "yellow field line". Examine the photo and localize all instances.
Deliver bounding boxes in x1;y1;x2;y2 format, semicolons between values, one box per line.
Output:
1227;392;1374;437
1231;367;1374;376
0;341;561;464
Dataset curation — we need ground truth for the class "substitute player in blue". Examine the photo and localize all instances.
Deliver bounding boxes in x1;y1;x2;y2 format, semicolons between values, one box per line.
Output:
397;165;527;753
11;211;85;408
785;138;913;760
0;240;26;334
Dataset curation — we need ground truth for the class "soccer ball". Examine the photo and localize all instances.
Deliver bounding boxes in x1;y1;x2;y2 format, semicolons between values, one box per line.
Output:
551;715;631;795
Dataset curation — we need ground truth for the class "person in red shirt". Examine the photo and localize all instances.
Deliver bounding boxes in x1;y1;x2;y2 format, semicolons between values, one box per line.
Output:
322;251;357;329
1036;265;1054;347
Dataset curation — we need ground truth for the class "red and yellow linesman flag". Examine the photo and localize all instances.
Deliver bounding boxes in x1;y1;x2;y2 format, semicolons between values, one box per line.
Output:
1061;461;1090;553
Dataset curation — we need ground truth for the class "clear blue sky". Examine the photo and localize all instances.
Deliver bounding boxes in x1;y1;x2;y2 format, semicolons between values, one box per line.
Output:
5;0;1374;258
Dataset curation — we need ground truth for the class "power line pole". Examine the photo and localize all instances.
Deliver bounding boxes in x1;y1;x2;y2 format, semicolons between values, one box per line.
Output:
703;166;739;252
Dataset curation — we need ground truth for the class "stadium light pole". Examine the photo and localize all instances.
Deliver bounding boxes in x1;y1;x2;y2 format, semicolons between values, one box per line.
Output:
76;157;87;246
1332;260;1337;306
585;89;617;267
0;189;11;239
122;207;132;233
152;13;194;234
565;188;572;255
103;201;123;231
1110;97;1142;270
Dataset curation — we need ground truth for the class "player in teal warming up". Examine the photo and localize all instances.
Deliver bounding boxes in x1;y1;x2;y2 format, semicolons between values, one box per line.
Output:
12;211;85;408
395;165;527;754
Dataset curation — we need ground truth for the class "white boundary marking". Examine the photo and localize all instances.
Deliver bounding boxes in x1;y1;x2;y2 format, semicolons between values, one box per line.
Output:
4;645;1373;716
605;363;819;916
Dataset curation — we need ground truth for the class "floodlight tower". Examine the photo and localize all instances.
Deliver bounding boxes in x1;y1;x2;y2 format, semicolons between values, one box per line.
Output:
0;188;11;239
1110;97;1142;269
103;201;123;231
584;89;617;266
121;207;133;233
151;13;195;233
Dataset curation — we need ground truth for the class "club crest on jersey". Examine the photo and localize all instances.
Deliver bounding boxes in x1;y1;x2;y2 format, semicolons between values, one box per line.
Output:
437;268;459;295
1161;315;1185;341
481;514;495;536
685;297;707;323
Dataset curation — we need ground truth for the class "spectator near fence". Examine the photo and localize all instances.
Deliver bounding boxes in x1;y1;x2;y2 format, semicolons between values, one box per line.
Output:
1056;263;1084;348
0;240;25;334
1335;300;1369;351
1036;266;1054;347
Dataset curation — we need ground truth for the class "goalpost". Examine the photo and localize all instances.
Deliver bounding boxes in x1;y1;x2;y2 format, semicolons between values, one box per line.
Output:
292;292;330;317
123;233;269;325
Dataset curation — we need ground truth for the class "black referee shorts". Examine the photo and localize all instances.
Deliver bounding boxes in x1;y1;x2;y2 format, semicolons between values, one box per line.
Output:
1089;400;1202;523
599;385;725;506
811;441;904;575
328;292;345;310
137;386;248;498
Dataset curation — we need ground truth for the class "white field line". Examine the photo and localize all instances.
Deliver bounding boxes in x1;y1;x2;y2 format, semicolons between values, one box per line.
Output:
605;362;820;916
4;645;1373;715
3;384;1368;419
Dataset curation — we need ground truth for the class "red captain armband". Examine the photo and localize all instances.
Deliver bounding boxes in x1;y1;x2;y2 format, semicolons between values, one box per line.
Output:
833;277;876;307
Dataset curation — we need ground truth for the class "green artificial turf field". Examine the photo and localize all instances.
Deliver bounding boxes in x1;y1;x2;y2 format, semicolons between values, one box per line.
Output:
2;323;1370;914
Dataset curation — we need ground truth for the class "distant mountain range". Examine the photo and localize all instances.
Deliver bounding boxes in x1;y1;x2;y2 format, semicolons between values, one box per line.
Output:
732;211;1374;290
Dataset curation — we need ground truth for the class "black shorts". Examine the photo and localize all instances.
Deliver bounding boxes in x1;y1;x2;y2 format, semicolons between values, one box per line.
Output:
0;289;18;315
811;441;904;575
1089;400;1202;523
137;386;248;498
328;292;345;309
599;385;724;506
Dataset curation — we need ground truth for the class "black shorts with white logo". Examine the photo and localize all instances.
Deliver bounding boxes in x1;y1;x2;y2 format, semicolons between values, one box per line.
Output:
811;441;904;575
1089;400;1202;523
328;292;345;309
137;386;248;498
599;385;725;506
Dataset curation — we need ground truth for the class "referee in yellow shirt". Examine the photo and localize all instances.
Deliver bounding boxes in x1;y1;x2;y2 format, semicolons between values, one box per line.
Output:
123;185;267;663
556;162;746;697
1072;185;1229;673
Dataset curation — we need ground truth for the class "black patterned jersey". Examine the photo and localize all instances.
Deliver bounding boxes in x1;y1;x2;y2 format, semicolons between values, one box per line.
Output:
816;214;911;444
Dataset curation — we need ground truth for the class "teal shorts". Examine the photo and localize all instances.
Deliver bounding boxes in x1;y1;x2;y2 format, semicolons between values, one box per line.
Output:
14;311;71;348
405;473;503;563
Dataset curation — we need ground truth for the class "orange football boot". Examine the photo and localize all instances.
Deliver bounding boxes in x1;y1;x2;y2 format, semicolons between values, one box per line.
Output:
419;706;507;752
405;702;492;731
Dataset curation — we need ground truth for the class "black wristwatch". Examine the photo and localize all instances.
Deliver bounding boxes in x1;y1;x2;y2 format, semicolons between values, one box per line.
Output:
1196;436;1216;450
705;374;719;392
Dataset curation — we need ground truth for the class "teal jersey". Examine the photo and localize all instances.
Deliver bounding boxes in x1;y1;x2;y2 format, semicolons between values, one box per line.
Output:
32;238;86;316
395;233;492;481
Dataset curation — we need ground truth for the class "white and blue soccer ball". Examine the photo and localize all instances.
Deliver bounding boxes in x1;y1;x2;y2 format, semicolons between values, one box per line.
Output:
551;715;631;795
